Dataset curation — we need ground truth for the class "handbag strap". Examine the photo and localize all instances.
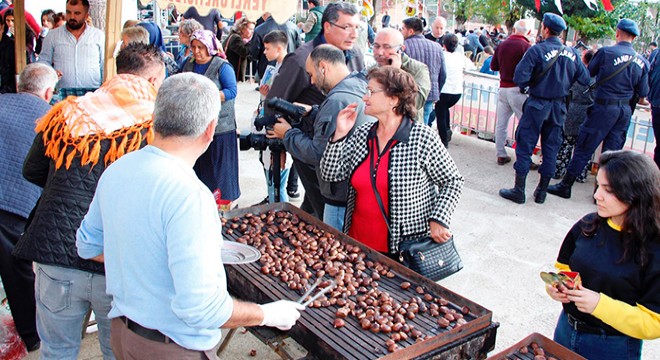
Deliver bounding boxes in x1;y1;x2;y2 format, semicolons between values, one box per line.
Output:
369;137;394;236
529;46;565;88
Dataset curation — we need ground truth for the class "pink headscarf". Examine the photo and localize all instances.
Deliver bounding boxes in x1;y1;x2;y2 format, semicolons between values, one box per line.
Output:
190;30;226;58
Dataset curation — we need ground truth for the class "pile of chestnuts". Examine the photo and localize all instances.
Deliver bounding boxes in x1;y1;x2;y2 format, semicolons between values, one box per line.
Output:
517;342;559;360
222;210;471;353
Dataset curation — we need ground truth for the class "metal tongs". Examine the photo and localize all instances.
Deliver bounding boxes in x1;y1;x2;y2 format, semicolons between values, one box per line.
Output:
297;278;336;307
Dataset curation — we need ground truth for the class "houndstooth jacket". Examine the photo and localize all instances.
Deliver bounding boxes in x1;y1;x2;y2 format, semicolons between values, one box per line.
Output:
320;118;464;254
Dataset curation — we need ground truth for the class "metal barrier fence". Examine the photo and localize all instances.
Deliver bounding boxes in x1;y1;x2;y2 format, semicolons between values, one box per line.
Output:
451;71;656;156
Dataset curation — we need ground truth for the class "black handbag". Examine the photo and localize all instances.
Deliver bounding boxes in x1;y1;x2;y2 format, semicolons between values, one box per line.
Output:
398;235;463;281
368;142;463;281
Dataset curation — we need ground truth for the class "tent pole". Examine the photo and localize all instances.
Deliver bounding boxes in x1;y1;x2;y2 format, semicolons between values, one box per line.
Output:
13;0;26;85
104;0;122;81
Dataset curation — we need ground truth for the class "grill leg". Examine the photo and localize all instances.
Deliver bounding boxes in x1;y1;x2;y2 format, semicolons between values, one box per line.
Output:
217;328;238;355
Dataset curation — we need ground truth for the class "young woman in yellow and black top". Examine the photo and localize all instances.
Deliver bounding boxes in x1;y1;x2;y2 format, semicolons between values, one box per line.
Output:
546;150;660;360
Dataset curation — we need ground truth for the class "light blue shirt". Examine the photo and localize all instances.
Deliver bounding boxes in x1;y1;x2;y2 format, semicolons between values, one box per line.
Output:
76;145;233;351
38;25;105;89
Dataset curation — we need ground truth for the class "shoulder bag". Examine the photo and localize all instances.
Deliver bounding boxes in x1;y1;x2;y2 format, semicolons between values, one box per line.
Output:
369;142;462;281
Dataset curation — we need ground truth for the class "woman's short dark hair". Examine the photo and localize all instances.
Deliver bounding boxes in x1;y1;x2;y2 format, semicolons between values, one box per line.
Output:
444;34;459;53
585;150;660;266
367;66;418;119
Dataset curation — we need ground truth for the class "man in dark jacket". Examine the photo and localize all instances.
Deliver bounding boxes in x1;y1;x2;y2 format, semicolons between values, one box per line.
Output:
268;45;372;230
14;44;165;360
264;2;364;220
249;12;301;80
0;63;57;352
402;17;446;127
491;19;531;165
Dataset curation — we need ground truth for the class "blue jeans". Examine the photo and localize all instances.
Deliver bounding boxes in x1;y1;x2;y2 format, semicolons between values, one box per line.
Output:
264;168;290;203
323;204;346;231
553;311;642;360
423;100;436;126
35;263;114;360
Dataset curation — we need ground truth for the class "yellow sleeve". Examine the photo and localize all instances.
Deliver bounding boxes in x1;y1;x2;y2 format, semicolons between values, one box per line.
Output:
591;293;660;340
554;261;571;272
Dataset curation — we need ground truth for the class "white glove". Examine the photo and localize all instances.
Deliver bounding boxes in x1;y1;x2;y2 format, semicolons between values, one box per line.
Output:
258;300;305;330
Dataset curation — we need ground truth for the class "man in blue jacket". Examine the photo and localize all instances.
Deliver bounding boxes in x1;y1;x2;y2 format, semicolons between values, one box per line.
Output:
499;13;590;204
0;63;57;352
548;19;650;198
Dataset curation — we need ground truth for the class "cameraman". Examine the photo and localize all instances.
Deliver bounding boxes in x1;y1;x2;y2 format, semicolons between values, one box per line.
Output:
264;2;365;219
268;45;373;230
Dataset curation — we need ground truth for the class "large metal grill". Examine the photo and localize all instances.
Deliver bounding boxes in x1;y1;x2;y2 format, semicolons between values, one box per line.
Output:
222;203;496;359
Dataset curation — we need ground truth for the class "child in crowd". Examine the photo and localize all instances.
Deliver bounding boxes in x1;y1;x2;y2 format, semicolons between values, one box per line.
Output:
254;30;293;203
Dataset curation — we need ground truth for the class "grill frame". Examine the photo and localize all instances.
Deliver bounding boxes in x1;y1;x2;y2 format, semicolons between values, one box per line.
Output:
487;332;587;360
222;203;495;360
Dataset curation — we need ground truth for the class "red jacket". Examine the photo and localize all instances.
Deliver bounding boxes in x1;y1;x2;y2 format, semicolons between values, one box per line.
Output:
491;34;531;88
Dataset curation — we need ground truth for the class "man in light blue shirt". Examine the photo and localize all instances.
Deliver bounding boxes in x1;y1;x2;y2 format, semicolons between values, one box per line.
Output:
38;0;104;89
76;73;304;358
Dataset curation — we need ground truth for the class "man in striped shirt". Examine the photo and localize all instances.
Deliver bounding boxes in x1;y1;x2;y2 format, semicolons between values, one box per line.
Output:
38;0;104;90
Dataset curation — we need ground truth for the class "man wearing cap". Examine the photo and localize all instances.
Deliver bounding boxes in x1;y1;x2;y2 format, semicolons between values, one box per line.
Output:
548;19;650;199
499;13;589;204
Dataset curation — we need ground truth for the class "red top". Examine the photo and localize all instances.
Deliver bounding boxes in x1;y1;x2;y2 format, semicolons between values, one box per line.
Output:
348;137;396;253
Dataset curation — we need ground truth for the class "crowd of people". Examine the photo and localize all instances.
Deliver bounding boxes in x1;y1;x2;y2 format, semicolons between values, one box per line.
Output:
0;0;659;359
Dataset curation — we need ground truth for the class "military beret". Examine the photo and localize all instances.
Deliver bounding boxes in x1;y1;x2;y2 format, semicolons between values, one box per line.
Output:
543;13;566;33
617;18;639;37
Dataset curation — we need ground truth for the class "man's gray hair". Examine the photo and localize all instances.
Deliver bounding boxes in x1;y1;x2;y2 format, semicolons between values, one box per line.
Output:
310;44;346;67
434;16;447;26
320;2;358;34
179;18;204;37
18;63;58;95
121;26;149;46
514;20;529;35
154;73;220;138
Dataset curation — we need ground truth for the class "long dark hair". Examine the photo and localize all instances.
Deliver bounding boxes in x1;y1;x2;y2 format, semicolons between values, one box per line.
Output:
583;150;660;266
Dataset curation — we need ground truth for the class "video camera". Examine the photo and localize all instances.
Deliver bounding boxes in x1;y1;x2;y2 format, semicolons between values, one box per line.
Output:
239;97;308;152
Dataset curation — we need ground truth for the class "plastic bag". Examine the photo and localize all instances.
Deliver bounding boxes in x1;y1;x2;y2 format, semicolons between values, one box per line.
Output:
0;299;28;360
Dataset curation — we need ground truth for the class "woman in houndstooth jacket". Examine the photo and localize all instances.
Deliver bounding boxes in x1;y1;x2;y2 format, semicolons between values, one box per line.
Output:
320;66;464;257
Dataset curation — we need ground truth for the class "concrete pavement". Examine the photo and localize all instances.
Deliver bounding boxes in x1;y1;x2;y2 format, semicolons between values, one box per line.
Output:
25;81;659;359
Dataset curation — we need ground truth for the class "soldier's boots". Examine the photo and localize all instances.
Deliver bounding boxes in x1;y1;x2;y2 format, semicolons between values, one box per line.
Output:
547;175;577;199
499;174;526;204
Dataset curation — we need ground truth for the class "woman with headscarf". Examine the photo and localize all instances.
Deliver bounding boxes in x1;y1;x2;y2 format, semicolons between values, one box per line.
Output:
137;21;179;76
182;29;240;205
222;17;255;81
